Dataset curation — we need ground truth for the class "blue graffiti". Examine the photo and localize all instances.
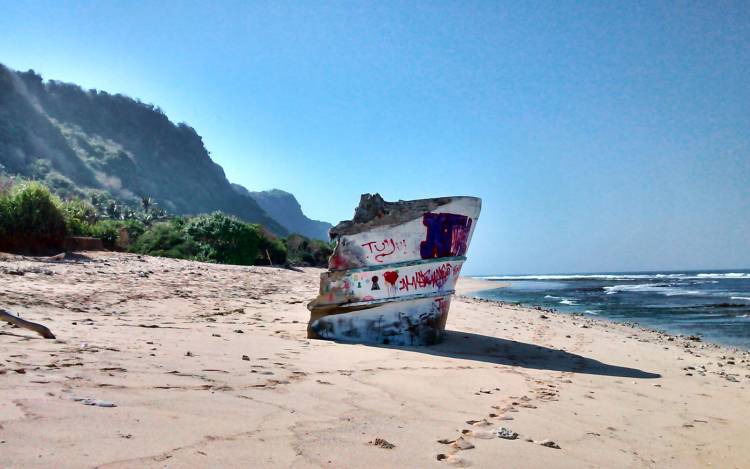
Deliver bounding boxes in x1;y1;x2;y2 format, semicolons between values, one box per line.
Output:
419;213;472;259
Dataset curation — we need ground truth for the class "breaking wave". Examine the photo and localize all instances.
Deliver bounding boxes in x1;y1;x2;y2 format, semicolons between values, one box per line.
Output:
603;284;702;296
480;272;750;281
472;269;750;348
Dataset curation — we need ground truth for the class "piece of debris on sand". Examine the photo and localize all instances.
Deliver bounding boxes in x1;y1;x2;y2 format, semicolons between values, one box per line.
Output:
369;438;396;449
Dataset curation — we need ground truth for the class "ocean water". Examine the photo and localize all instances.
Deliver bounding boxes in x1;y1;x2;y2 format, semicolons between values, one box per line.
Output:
472;270;750;349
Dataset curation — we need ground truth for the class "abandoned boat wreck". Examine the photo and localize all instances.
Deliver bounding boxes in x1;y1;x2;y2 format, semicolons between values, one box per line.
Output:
308;194;481;345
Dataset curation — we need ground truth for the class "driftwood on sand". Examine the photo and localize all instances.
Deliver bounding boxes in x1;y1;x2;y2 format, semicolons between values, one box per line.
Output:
0;308;56;339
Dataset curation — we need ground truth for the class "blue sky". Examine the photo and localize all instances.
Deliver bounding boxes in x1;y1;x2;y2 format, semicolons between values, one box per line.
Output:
1;1;748;274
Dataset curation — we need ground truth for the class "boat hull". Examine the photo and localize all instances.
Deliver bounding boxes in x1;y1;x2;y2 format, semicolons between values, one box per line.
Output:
308;296;452;346
308;194;481;345
310;257;465;308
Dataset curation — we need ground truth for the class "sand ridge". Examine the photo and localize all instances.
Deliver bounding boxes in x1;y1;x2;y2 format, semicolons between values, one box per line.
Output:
1;252;749;468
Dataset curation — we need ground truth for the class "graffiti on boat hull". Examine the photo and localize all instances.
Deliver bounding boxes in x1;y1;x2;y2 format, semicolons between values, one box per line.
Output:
310;258;465;308
420;213;473;259
307;194;481;346
310;297;451;346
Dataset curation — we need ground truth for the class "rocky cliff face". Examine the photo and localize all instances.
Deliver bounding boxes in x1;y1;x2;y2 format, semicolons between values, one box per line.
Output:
0;64;321;235
232;185;331;241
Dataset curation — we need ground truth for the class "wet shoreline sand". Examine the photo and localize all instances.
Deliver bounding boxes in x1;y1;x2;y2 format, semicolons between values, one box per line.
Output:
1;252;749;468
454;276;506;295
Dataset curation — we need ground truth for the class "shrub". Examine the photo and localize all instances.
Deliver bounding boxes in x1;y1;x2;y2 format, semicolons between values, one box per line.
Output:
62;200;147;248
129;213;292;266
0;179;330;265
284;234;333;267
86;219;122;248
0;196;9;240
0;178;11;239
62;198;98;236
129;218;198;259
185;212;262;265
0;181;67;253
257;227;287;265
120;219;146;241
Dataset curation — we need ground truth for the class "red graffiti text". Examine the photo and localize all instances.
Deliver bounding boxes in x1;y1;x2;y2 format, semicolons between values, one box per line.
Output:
398;263;458;292
361;238;407;263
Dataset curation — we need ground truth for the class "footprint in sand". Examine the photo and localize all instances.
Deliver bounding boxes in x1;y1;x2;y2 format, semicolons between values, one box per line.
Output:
451;437;475;450
437;454;471;467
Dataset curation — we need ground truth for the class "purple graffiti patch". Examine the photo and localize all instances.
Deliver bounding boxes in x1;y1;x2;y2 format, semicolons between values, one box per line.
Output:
419;213;472;259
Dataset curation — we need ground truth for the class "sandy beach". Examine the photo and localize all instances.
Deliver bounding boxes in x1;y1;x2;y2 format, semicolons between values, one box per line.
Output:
453;276;502;295
1;251;749;468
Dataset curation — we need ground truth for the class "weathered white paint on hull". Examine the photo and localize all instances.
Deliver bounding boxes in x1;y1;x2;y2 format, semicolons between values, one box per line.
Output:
309;296;452;346
310;258;465;308
308;194;481;345
328;197;481;271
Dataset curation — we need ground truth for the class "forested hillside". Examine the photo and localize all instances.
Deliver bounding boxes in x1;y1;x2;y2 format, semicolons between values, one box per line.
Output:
0;64;328;236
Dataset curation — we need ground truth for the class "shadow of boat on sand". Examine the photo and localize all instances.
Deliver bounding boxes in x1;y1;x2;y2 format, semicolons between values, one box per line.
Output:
380;330;661;379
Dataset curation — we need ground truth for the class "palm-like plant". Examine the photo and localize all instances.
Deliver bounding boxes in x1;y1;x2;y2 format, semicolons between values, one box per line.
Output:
141;196;153;213
105;201;120;219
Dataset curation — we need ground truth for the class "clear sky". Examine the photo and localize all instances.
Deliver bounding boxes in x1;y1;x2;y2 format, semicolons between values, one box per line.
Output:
1;1;748;274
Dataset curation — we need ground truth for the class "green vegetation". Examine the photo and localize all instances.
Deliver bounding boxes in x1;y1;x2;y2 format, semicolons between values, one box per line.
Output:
0;181;67;253
284;234;334;267
0;178;330;266
129;213;288;265
128;218;197;259
0;64;287;235
186;213;264;264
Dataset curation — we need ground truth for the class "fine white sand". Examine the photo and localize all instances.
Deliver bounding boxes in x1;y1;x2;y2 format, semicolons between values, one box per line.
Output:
1;252;749;468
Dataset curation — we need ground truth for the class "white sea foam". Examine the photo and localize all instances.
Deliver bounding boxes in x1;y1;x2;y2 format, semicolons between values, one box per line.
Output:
559;299;577;305
731;296;750;301
479;272;750;281
584;310;600;315
603;284;661;294
481;274;664;281
544;295;561;299
697;273;750;279
603;284;702;296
